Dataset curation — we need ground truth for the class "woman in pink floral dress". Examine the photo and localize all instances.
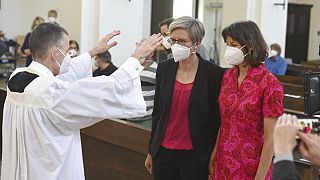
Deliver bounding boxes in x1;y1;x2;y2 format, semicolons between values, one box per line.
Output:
210;21;284;180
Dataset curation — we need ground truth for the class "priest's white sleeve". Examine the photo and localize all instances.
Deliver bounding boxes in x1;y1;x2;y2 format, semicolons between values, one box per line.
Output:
50;57;146;131
57;52;92;82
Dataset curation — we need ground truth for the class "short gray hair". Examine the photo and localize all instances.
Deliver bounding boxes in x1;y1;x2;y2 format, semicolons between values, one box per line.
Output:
169;16;205;44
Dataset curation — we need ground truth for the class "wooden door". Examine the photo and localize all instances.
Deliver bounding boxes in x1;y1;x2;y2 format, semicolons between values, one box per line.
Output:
151;0;173;34
285;3;313;64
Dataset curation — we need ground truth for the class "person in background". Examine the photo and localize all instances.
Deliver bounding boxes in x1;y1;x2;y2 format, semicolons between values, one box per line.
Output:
145;16;224;180
273;113;320;180
265;43;288;75
0;30;7;42
68;40;80;58
154;18;174;63
47;9;59;25
304;123;312;134
0;33;8;57
0;30;17;56
159;17;173;36
21;16;45;66
211;21;284;180
127;39;158;128
93;50;118;76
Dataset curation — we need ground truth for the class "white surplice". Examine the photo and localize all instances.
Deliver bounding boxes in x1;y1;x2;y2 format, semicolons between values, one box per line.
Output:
1;53;146;180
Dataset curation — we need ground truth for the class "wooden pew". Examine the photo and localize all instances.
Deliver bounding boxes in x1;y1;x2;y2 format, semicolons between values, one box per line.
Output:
293;146;319;180
301;60;320;66
286;63;320;76
275;74;320;179
283;95;304;112
275;75;305;112
81;120;152;180
275;75;304;85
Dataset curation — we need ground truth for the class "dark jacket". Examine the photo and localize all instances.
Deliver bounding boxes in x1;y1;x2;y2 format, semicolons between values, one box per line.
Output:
148;56;225;165
273;161;300;180
93;63;118;77
0;39;8;57
21;33;32;67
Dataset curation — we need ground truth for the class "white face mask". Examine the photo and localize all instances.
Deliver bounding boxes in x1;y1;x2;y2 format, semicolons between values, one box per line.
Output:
171;44;196;62
162;36;171;49
48;17;57;23
270;50;278;57
224;45;248;65
68;49;77;58
55;48;72;75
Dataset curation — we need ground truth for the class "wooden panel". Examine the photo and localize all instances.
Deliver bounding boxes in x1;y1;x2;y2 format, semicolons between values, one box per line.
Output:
293;147;319;180
286;64;320;76
81;134;152;180
81;119;150;154
282;83;304;96
285;4;313;63
81;119;152;179
275;75;304;85
301;60;320;65
283;96;304;112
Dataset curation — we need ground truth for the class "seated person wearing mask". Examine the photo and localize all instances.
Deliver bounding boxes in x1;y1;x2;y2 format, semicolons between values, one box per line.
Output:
93;50;118;76
47;9;59;25
127;39;157;128
265;43;288;75
1;23;163;180
273;113;320;180
68;40;80;58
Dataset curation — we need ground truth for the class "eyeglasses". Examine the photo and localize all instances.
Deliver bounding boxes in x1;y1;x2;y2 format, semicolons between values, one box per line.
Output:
168;38;188;46
161;32;170;36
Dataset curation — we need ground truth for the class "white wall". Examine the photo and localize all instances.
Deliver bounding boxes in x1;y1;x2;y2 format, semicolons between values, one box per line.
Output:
0;0;25;39
80;0;100;53
259;0;288;57
173;0;194;18
246;0;262;25
219;0;248;67
0;0;81;43
297;0;320;61
199;0;223;63
59;0;82;44
98;0;152;66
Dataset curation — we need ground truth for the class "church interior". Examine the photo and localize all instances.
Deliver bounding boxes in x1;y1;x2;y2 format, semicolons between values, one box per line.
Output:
0;0;320;179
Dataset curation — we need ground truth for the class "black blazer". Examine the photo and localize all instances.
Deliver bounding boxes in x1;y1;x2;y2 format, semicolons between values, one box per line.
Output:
148;56;225;165
272;161;300;180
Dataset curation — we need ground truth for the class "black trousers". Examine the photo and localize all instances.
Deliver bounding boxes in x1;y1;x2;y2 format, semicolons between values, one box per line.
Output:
153;147;208;180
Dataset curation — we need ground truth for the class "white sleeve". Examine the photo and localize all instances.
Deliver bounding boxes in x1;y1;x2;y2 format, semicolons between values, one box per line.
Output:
57;52;92;82
51;57;146;131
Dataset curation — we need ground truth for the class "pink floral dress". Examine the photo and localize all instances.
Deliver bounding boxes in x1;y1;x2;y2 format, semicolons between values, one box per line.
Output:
213;65;284;180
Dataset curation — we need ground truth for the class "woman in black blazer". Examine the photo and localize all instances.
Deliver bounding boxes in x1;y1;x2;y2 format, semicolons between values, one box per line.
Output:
145;16;224;180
